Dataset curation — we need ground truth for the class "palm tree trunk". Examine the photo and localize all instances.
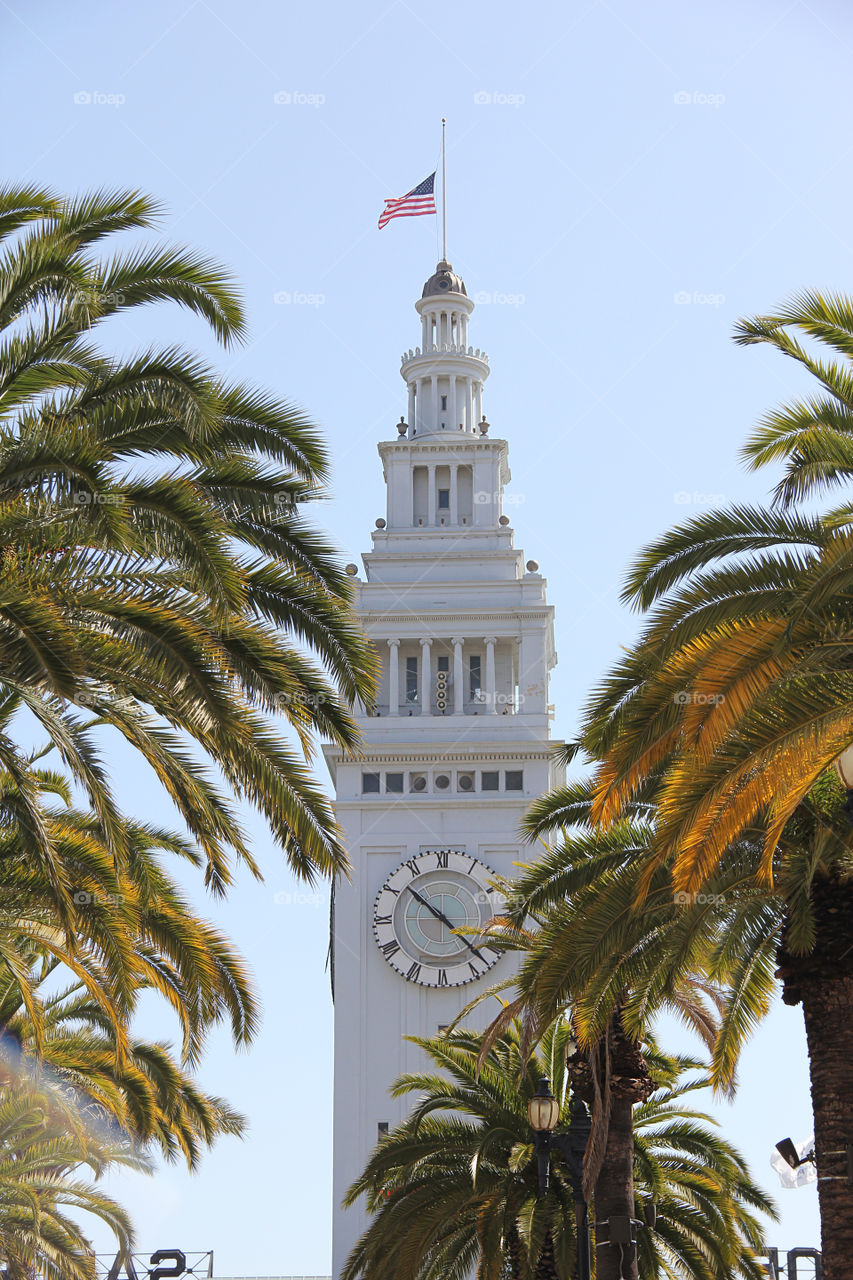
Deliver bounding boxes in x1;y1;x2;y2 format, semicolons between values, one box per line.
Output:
505;1225;524;1280
778;875;853;1280
534;1230;559;1280
593;1090;638;1280
569;1015;651;1280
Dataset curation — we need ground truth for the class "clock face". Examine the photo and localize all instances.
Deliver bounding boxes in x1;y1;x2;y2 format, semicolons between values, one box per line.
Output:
372;850;503;987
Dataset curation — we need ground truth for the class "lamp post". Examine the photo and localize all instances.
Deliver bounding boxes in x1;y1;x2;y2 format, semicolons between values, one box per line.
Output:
528;1078;592;1280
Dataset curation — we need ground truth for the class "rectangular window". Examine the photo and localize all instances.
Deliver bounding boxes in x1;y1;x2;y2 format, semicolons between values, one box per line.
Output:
505;770;524;791
469;655;482;700
362;772;380;794
438;488;450;510
406;656;419;703
437;655;449;673
481;771;499;791
386;772;404;793
440;395;447;411
378;1122;389;1139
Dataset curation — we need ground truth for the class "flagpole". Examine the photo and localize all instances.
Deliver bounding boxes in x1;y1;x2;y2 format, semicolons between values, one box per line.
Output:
441;117;447;261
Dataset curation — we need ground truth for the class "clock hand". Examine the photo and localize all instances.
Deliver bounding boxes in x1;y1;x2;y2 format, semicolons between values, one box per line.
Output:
407;886;483;957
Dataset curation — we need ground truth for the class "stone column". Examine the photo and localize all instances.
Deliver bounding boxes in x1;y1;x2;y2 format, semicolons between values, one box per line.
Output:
430;374;438;430
449;375;457;430
484;636;497;714
415;378;423;433
387;639;400;715
407;384;415;433
427;464;436;526
452;637;464;715
450;464;459;526
420;638;432;715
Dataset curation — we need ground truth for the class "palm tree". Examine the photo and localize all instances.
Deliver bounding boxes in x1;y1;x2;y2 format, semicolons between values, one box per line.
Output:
0;978;247;1170
573;291;853;1278
0;1078;141;1280
342;1021;773;1280
0;721;258;1065
483;783;731;1280
0;185;376;896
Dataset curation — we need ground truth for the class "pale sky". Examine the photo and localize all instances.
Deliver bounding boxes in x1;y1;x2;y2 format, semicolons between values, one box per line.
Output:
4;0;848;1270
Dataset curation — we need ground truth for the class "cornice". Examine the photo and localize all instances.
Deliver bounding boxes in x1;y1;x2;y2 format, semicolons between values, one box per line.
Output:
356;611;554;624
377;438;507;455
325;747;556;764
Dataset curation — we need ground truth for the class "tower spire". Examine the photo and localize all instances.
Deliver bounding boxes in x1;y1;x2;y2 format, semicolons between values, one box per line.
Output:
399;262;488;438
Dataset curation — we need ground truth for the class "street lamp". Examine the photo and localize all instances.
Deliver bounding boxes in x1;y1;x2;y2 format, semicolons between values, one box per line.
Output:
775;1138;815;1171
528;1078;592;1280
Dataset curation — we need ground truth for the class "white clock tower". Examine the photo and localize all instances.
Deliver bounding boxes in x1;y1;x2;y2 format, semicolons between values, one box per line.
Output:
325;259;563;1277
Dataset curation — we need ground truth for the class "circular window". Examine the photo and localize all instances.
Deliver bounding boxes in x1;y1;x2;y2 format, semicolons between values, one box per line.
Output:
435;774;450;790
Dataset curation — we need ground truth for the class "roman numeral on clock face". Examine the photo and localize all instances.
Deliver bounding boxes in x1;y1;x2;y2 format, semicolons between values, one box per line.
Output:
435;850;449;868
437;969;448;986
406;962;421;982
380;940;400;958
375;915;392;926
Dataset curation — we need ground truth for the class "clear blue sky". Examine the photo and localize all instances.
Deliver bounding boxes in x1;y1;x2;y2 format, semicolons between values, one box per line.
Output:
4;0;849;1269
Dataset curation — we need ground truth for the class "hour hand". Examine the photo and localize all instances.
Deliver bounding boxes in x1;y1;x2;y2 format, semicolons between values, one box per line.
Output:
407;886;481;956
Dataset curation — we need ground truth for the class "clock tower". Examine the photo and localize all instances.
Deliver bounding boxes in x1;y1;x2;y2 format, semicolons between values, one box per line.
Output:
324;260;563;1277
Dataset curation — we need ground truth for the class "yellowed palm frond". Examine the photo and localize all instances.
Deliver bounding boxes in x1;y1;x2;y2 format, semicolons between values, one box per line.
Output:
661;709;853;890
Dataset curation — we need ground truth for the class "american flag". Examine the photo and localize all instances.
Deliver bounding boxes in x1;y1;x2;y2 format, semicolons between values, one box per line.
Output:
378;172;436;230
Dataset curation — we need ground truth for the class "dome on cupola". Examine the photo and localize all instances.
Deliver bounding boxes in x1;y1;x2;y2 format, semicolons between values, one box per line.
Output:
421;259;467;298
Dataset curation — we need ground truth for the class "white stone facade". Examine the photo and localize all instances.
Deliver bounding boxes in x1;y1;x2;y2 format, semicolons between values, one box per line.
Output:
326;261;563;1278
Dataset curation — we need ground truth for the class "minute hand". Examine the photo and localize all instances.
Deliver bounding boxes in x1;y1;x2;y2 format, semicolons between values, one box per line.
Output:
408;886;482;957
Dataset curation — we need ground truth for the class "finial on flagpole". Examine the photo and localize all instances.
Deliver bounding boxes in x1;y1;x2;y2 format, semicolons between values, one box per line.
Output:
441;118;447;262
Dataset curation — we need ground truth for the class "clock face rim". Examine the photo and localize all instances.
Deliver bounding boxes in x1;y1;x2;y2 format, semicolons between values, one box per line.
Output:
372;850;502;988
